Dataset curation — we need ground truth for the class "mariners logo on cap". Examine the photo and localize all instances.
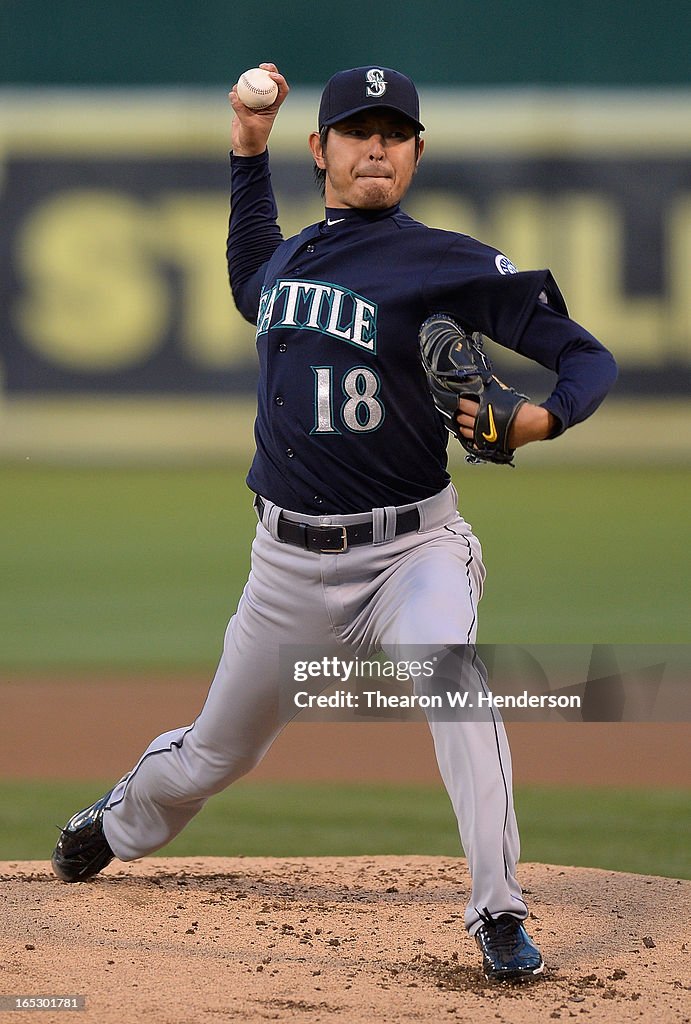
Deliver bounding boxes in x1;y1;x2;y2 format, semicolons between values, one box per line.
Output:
365;68;387;98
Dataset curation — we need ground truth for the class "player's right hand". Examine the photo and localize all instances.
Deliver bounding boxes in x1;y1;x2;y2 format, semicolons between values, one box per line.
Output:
229;63;289;157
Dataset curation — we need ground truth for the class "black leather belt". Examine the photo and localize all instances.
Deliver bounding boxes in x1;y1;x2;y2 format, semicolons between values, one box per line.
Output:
255;496;420;554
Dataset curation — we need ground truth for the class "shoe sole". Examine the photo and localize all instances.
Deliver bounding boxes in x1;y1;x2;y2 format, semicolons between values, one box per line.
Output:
51;847;114;883
485;962;545;983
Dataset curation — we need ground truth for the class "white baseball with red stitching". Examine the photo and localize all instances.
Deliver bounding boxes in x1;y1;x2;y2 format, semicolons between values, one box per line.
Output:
237;67;278;109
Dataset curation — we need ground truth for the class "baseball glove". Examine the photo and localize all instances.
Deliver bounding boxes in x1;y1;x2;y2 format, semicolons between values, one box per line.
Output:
418;313;529;466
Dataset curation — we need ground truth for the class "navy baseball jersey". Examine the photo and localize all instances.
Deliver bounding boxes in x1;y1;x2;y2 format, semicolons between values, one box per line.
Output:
228;152;617;514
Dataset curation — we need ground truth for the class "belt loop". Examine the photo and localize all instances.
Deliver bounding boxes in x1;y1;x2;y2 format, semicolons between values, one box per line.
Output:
383;505;397;542
258;496;283;542
372;507;386;545
266;503;283;541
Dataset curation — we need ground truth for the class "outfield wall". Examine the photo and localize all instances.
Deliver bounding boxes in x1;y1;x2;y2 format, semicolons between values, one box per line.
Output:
1;89;689;461
3;0;689;87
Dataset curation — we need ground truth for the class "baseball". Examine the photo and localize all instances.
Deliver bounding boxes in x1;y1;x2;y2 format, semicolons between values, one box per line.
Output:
236;67;278;109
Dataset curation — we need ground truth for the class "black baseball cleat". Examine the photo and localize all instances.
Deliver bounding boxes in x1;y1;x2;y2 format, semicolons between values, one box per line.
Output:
51;791;115;882
474;909;545;982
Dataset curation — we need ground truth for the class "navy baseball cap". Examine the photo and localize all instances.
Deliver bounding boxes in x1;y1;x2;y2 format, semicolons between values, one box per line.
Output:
318;66;425;132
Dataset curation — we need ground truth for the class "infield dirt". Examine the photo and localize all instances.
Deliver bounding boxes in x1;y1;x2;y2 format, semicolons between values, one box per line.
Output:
3;856;690;1024
1;677;689;786
3;679;690;1022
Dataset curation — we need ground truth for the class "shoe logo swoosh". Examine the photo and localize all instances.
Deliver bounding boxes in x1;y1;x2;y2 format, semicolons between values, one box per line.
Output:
482;405;498;442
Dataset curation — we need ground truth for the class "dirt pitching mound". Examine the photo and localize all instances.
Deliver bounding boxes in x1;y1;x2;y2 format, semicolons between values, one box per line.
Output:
2;857;689;1023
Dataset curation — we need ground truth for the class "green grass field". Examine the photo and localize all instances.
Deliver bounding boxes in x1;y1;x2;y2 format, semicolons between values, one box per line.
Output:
1;780;688;879
1;463;689;669
1;463;688;881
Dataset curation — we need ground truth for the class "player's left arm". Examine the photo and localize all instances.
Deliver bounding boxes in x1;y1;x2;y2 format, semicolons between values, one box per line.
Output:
422;242;617;448
455;298;617;450
512;299;618;441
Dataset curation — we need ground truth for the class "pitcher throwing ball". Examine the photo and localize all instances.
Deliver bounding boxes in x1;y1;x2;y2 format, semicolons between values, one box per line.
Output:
52;63;617;982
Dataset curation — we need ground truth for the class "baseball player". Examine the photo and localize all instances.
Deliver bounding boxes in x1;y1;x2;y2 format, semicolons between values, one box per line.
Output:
52;64;617;983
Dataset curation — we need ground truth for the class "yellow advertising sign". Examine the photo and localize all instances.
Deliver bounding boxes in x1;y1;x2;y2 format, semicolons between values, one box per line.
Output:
1;90;689;398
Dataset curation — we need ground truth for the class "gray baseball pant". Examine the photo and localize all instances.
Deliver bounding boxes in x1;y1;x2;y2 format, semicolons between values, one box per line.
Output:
103;483;527;933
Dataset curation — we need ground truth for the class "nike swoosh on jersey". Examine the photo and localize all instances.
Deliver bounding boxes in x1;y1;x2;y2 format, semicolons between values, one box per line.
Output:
327;218;346;226
482;405;498;442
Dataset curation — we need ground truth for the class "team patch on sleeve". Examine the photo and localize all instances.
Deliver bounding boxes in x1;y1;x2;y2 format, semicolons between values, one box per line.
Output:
495;254;518;275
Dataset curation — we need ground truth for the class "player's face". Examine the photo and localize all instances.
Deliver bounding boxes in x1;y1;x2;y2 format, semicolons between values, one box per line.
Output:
309;111;424;210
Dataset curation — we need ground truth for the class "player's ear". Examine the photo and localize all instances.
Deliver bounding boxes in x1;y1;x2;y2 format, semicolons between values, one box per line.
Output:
309;131;326;169
415;137;425;168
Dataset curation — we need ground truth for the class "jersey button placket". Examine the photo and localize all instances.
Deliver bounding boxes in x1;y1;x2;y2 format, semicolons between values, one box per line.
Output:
293;240;315;277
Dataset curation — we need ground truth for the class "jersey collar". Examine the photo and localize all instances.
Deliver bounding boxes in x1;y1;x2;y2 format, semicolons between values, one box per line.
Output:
323;204;400;228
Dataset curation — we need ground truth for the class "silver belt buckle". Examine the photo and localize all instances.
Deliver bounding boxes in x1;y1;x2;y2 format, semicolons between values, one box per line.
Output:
321;525;348;553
